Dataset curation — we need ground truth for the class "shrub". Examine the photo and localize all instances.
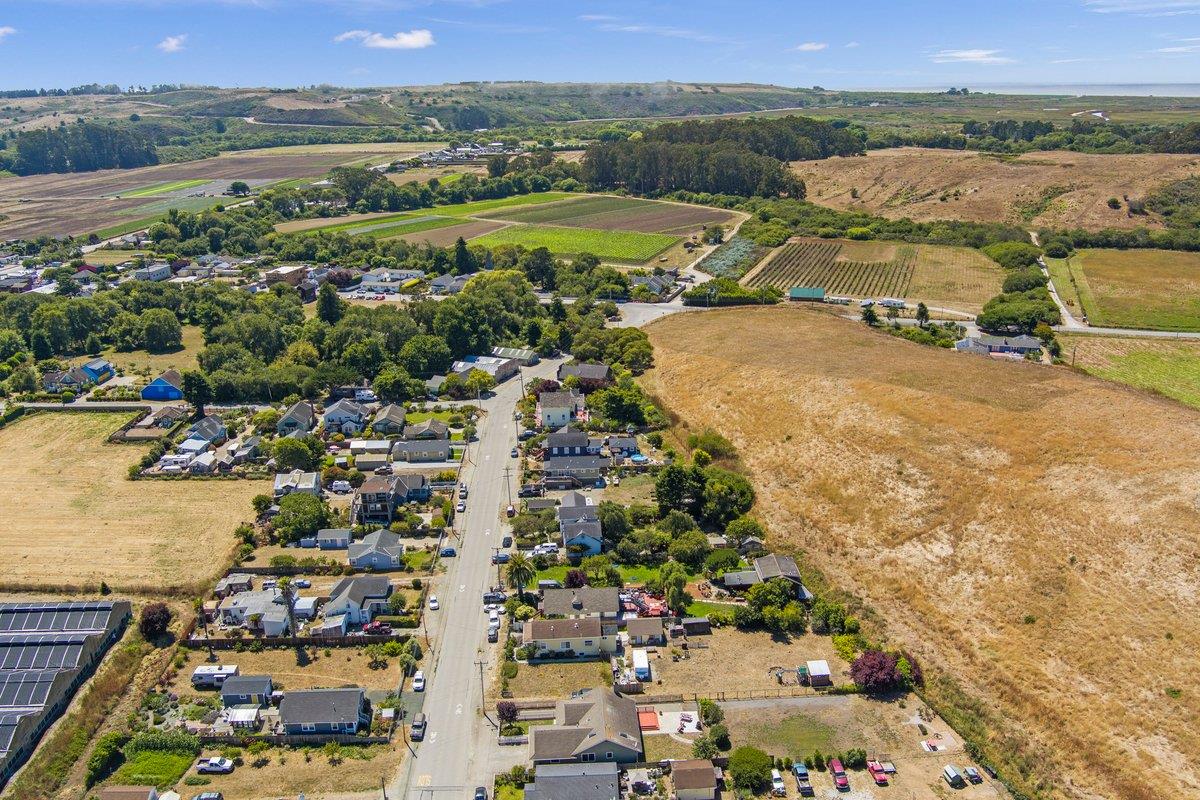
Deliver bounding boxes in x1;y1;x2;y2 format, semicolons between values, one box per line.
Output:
496;701;518;725
849;650;902;693
139;602;172;641
85;731;129;786
728;746;773;792
698;698;724;726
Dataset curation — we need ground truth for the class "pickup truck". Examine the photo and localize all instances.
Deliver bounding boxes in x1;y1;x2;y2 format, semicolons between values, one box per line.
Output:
362;621;391;635
792;764;814;796
867;762;889;786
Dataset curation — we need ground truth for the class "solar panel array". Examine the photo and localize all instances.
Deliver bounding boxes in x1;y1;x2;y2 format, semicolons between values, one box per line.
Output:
0;601;126;783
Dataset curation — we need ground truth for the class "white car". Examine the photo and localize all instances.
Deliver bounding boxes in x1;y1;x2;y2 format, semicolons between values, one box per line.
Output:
412;670;426;692
428;596;439;610
456;500;467;513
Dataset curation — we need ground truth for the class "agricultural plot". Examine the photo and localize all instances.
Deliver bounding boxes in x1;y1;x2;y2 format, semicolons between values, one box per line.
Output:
0;412;265;591
394;219;509;247
907;244;1005;312
1049;249;1200;331
430;191;574;217
483;194;733;233
116;178;209;198
745;238;916;298
1059;334;1200;410
469;224;678;262
696;236;769;279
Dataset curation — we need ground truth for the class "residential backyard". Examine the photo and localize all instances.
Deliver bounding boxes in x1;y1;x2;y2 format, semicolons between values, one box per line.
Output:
0;412;265;591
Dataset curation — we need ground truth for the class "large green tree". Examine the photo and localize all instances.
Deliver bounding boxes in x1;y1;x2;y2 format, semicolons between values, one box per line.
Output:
140;308;183;353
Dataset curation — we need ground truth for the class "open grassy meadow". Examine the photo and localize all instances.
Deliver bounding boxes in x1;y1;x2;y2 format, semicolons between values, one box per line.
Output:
101;324;204;376
0;412;265;591
1048;249;1200;331
470;224;678;262
642;306;1200;800
1059;333;1200;409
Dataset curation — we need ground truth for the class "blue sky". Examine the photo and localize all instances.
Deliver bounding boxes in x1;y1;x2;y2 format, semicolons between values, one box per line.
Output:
0;0;1199;90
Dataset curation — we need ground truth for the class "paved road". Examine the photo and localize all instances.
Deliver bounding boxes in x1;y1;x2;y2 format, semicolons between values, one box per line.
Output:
394;357;562;800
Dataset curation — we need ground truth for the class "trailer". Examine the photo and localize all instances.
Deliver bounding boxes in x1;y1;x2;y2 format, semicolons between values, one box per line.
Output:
632;648;651;681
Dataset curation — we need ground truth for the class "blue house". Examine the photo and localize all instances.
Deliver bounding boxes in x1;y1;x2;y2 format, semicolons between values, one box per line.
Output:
279;688;370;735
141;369;184;401
80;358;114;384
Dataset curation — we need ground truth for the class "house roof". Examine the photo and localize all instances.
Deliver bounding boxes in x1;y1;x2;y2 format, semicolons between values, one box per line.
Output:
976;333;1043;349
373;404;407;427
539;390;583;410
403;418;450;439
317;528;351;542
532;689;641;762
523;762;620;800
358;475;396;494
220;675;272;697
328;575;392;608
280;400;315;428
544;455;611;472
98;789;157;800
558;363;612;382
546;427;589;448
789;286;826;300
541;587;619;618
671;759;718;790
279;688;364;727
754;553;802;582
524;617;603;640
348;530;405;561
560;490;591;508
624;617;664;637
392;439;452;456
561;519;603;544
325;399;368;420
189;415;224;440
215;573;253;591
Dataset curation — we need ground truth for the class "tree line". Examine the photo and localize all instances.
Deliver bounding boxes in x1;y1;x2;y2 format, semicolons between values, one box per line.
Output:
0;121;158;175
864;117;1200;155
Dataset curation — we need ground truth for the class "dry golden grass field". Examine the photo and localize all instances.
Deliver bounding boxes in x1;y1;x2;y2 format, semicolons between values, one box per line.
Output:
797;148;1200;231
642;306;1200;800
1049;249;1200;331
1059;333;1200;411
0;412;265;592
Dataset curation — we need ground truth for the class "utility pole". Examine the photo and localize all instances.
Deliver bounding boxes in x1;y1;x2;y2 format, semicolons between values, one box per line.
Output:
475;659;492;726
492;546;504;590
502;465;513;506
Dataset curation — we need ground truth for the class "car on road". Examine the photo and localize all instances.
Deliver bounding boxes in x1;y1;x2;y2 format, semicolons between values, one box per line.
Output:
196;757;234;774
510;447;518;458
505;504;515;517
440;547;457;557
293;579;311;588
474;788;488;800
501;535;512;547
456;500;466;513
412;670;425;691
487;626;499;643
488;610;500;625
491;552;510;565
428;595;439;610
459;484;468;498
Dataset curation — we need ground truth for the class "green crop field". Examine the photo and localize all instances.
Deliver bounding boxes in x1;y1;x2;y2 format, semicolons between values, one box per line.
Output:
481;195;646;224
431;192;575;217
1060;334;1200;410
316;212;420;233
365;216;465;240
118;179;209;198
469;224;678;262
1048;249;1200;331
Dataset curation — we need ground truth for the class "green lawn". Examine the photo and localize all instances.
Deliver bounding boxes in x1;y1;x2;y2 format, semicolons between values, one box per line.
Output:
118;179;210;198
405;410;467;425
685;599;741;617
496;785;524;800
314;212;421;233
110;751;194;788
1050;249;1200;331
431;192;575;217
730;711;837;760
470;224;679;262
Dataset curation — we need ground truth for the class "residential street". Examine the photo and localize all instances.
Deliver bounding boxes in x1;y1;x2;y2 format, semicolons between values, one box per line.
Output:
393;357;562;800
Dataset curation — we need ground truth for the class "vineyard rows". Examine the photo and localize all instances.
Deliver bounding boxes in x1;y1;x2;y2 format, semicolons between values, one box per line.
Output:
746;239;917;298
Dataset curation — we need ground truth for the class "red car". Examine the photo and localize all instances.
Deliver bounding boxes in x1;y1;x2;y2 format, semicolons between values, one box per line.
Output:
829;758;849;792
362;621;391;635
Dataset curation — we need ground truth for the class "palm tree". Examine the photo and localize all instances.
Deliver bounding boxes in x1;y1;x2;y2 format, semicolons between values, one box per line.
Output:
277;576;296;636
505;552;535;603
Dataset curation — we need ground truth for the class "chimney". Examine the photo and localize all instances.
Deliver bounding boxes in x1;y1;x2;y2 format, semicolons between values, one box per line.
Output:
572;592;582;609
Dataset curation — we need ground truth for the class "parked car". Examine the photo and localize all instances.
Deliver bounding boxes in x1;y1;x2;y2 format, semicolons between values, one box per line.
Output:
505;504;516;518
867;762;889;786
293;579;311;588
458;484;468;498
501;535;512;548
456;500;466;513
518;429;535;440
362;621;391;635
374;465;393;475
428;595;439;610
196;757;235;774
793;763;814;796
942;765;965;788
964;766;983;784
483;590;506;604
474;788;488;800
510;447;518;458
440;547;457;557
771;769;786;797
410;713;427;741
491;552;511;564
487;625;499;643
412;670;425;691
191;794;224;800
830;758;849;791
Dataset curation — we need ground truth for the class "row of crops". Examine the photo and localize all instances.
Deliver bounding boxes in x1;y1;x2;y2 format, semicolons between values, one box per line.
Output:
696;236;767;278
746;239;917;298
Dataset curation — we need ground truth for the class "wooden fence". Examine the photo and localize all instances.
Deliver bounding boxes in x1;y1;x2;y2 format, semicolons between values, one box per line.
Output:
199;733;390;747
185;632;411;650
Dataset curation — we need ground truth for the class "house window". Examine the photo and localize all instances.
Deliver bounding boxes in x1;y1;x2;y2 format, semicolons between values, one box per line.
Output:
561;642;570;649
581;753;596;762
605;752;614;760
301;723;316;732
584;640;594;646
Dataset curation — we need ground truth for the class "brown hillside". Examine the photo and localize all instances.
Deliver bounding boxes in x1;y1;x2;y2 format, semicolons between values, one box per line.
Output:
797;147;1200;231
642;306;1200;800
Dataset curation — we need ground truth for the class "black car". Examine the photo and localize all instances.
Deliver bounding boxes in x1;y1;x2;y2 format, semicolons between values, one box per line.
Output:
474;788;489;800
483;590;506;604
502;535;512;548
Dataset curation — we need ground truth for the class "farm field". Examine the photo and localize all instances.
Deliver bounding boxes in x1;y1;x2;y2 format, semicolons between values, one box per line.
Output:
431;191;575;217
796;147;1200;230
642;306;1200;800
118;178;210;198
1047;249;1200;331
470;224;678;262
743;237;1002;310
695;236;769;279
481;194;734;233
0;412;265;591
394;218;509;247
1059;333;1200;409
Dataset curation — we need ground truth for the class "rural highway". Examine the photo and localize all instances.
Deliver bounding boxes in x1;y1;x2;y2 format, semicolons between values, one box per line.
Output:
393;357;562;800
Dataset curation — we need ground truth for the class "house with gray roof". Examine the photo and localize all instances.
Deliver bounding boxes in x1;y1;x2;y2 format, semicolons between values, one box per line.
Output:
316;528;351;550
372;404;407;436
557;363;612;385
220;675;273;708
323;575;392;624
273;470;321;499
562;519;603;556
347;529;406;570
721;553;813;600
277;400;316;436
540;587;620;634
392;438;453;463
403;418;449;440
523;762;619;800
955;333;1043;357
531;689;643;765
278;688;370;734
217;589;290;636
323;399;369;435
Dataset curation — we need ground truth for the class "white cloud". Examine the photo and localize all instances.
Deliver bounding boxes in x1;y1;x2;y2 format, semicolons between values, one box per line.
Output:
844;41;860;48
592;22;727;43
156;34;187;53
794;42;827;52
1157;43;1200;51
578;14;618;21
929;48;1014;64
1084;0;1200;14
0;26;14;43
334;28;435;49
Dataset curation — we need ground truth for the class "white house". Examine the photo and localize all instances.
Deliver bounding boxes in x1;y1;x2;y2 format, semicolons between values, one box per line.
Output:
323;399;370;434
321;575;393;624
